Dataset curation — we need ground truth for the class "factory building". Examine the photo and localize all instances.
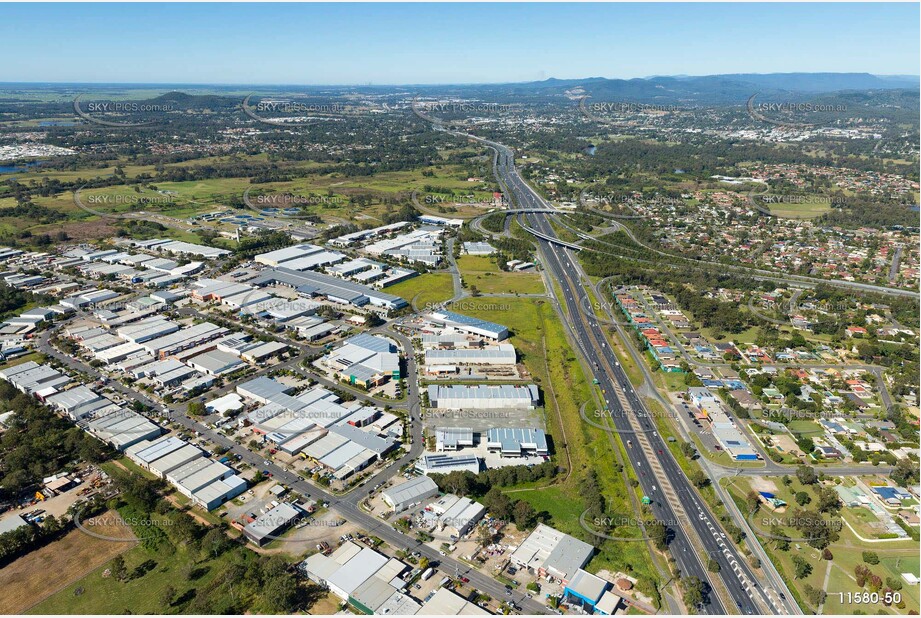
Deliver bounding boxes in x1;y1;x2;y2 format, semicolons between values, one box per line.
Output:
426;384;539;410
427;310;508;341
381;476;439;512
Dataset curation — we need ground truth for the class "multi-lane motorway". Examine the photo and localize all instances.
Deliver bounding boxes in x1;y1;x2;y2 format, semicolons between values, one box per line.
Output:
467;132;799;615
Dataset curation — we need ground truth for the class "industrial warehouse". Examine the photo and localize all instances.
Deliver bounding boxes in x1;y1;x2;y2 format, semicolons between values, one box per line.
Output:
426;384;540;410
233;376;401;481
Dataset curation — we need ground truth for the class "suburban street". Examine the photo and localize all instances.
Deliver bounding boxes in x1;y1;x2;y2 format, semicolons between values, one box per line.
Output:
36;313;547;615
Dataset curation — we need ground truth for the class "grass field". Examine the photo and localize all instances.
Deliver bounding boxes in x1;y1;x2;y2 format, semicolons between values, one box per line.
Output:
455;296;663;606
2;153;498;242
766;197;833;219
0;511;136;614
456;255;545;295
29;526;302;615
385;272;454;310
788;420;823;437
30;542;208;614
723;476;919;615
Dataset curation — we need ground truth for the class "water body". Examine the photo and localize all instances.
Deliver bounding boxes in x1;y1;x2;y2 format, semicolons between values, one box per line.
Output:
0;161;44;174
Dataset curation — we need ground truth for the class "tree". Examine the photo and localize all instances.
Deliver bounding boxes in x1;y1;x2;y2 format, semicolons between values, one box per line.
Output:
796;465;817;485
160;585;177;608
862;551;880;565
792;555;812;579
891;458;919;487
111;555;128;582
647;520;669;550
689;469;709;489
707;558;721;573
482;488;513;521
816;487;841;514
477;525;494;548
855;564;871;587
187;401;206;416
804;584;826;607
795;491;811;506
772;526;790;551
681;576;705;610
265;575;301;612
201;528;232;558
513;500;536;530
745;491;761;514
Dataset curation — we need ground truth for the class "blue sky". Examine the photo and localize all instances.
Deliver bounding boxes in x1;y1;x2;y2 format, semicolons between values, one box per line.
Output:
2;3;918;84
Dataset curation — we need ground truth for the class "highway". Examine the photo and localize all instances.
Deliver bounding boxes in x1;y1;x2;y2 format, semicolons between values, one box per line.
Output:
472;132;795;615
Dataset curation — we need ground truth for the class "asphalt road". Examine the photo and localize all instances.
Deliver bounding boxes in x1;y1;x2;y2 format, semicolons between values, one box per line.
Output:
37;323;547;615
478;134;792;615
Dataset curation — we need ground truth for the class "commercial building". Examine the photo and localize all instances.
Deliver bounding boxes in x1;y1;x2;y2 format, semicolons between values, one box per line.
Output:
117;317;181;344
435;427;475;451
427;384;539;410
324;333;400;387
125;435;245;510
418;588;488;615
381;476;439;512
0;514;30;536
236;375;293;403
563;569;611;613
462;241;495;255
327;222;411;247
416;453;481;475
687;387;759;461
187;349;245;376
254;243;337;268
138;322;228;357
192;475;247;511
0;361;70;395
126;436;186;470
166;458;235;498
427;310;508;341
424;344;516;367
299;541;410;605
243;502;304;546
147;444;205;478
350;578;419;615
127;238;230;259
430;493;486;537
363;227;444;266
510;523;594;584
46;386;107;419
251;267;407;310
86;409;161;451
485;427;549;458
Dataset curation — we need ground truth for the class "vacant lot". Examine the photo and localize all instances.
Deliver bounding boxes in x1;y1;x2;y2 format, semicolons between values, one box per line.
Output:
0;511;135;614
457;255;545;295
386;272;455;310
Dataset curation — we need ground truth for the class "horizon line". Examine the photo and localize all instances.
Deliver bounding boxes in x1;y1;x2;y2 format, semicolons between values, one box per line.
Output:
1;72;919;90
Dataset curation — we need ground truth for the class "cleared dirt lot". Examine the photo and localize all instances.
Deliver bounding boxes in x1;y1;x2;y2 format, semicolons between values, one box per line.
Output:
0;511;136;614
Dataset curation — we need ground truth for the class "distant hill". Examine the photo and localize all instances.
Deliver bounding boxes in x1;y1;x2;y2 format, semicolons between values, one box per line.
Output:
439;73;920;105
705;72;919;92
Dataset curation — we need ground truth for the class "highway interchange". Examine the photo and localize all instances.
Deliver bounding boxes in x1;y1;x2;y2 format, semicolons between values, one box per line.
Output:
40;121;906;616
458;129;803;615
